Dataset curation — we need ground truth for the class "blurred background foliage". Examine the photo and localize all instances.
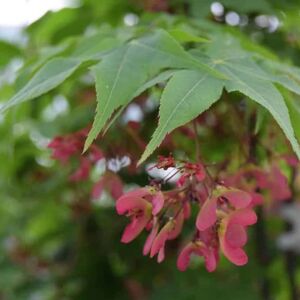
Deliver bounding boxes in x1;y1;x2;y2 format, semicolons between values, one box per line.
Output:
0;0;300;299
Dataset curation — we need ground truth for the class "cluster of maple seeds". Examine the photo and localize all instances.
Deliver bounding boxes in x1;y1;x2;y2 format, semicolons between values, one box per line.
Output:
48;128;123;201
47;130;295;271
116;155;259;271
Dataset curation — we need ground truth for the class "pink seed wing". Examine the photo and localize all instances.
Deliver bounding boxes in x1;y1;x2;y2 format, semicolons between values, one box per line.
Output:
121;214;150;243
196;197;217;231
151;191;164;215
250;192;264;207
183;202;191;219
177;243;196;272
143;221;159;256
157;247;165;263
150;223;171;257
220;236;248;266
229;209;257;226
225;223;247;248
122;187;149;199
116;196;150;215
201;247;217;272
224;189;251;209
109;175;124;200
270;165;291;201
168;212;184;240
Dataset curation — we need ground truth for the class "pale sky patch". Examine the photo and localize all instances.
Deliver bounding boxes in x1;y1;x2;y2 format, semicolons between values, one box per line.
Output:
0;0;75;27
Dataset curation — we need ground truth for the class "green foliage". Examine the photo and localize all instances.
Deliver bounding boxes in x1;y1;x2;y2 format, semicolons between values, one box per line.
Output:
3;14;300;162
140;70;224;163
84;29;221;151
1;58;81;112
0;41;21;68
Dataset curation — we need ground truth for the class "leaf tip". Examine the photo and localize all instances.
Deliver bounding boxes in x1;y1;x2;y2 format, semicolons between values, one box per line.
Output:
137;154;146;167
83;137;92;154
